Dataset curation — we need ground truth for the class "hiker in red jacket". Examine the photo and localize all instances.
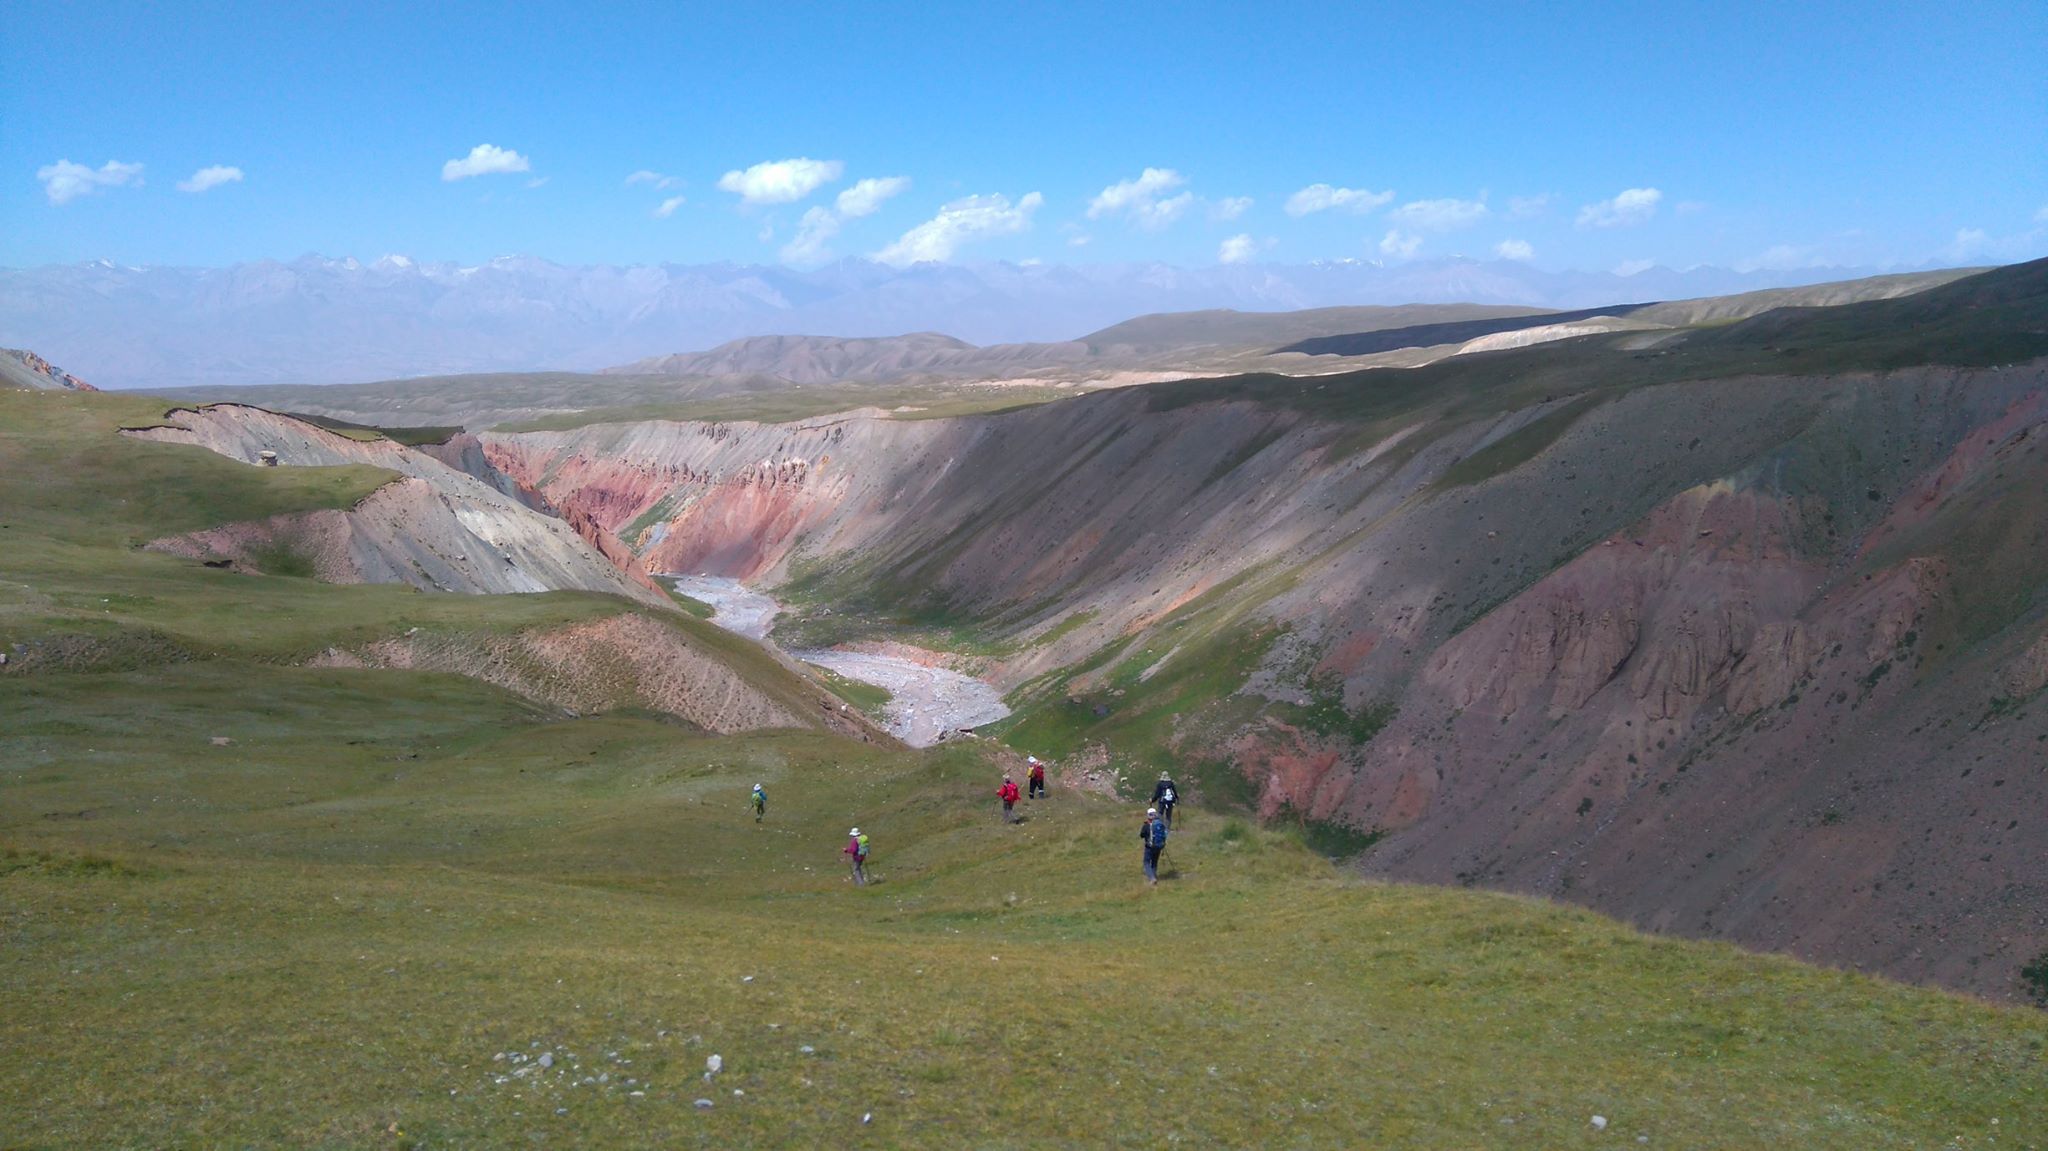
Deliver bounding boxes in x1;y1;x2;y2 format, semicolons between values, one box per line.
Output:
1026;755;1047;799
998;774;1021;823
844;827;869;886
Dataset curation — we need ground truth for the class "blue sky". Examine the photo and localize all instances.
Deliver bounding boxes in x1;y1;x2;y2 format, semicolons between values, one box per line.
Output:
4;0;2043;272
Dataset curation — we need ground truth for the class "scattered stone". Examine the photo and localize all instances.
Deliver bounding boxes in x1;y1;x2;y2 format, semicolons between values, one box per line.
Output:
209;736;233;746
538;1052;554;1069
1591;1115;1608;1131
694;1098;714;1110
799;1045;815;1055
862;1113;872;1125
733;1088;745;1097
742;975;754;983
706;1054;723;1075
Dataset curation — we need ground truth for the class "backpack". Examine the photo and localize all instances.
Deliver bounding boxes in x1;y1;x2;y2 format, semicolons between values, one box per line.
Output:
855;833;870;860
1161;786;1176;804
1147;819;1168;849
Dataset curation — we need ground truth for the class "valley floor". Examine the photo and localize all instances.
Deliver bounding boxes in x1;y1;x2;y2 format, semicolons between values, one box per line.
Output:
670;574;1010;746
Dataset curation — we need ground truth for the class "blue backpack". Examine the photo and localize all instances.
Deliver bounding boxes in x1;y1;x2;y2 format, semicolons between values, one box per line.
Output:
1147;819;1168;849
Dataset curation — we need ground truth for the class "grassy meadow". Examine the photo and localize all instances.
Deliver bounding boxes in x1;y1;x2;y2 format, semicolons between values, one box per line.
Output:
2;386;2045;1147
4;663;2046;1148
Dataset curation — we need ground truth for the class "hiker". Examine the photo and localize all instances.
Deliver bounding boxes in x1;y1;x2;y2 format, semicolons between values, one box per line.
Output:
998;774;1022;823
750;782;767;823
1139;806;1168;885
844;826;869;886
1152;771;1179;827
1026;755;1047;799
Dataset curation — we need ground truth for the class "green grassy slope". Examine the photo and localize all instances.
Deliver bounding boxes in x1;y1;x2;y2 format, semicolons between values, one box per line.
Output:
0;390;636;665
0;390;833;726
3;662;2043;1147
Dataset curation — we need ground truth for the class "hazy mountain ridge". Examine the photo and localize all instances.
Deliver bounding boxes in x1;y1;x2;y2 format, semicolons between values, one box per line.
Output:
0;253;1952;389
608;331;1091;383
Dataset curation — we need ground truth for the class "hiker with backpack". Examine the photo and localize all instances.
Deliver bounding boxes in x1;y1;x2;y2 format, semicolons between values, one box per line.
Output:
998;774;1022;823
1139;806;1168;885
750;782;767;823
1152;771;1180;828
844;826;869;886
1026;756;1047;799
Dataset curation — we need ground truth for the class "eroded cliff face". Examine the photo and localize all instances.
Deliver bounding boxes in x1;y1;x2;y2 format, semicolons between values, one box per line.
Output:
480;361;2048;997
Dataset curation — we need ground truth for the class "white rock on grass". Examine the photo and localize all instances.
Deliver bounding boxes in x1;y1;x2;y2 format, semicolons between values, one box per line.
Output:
706;1054;723;1075
538;1052;553;1069
1591;1115;1608;1131
694;1099;714;1110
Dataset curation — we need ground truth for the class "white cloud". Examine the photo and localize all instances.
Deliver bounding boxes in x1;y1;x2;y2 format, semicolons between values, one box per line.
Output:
761;176;911;264
1087;168;1192;230
1613;258;1656;277
1285;183;1394;217
1941;220;2048;263
1135;192;1194;230
653;195;686;219
873;191;1043;266
1218;233;1275;264
1944;228;2001;262
1494;238;1534;261
1577;187;1662;228
526;176;550;189
717;157;843;205
626;169;680;190
834;176;910;218
1068;233;1092;247
1505;195;1551;220
1379;229;1422;259
781;205;842;264
1209;196;1253;222
442;144;531;181
177;165;243;194
1388;197;1489;231
37;159;144;205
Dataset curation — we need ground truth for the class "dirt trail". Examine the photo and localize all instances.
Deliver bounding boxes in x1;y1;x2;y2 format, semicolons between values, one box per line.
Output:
668;575;1009;746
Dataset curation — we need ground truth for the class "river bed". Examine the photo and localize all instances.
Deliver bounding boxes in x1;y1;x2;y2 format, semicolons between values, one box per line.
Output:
667;575;1011;747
